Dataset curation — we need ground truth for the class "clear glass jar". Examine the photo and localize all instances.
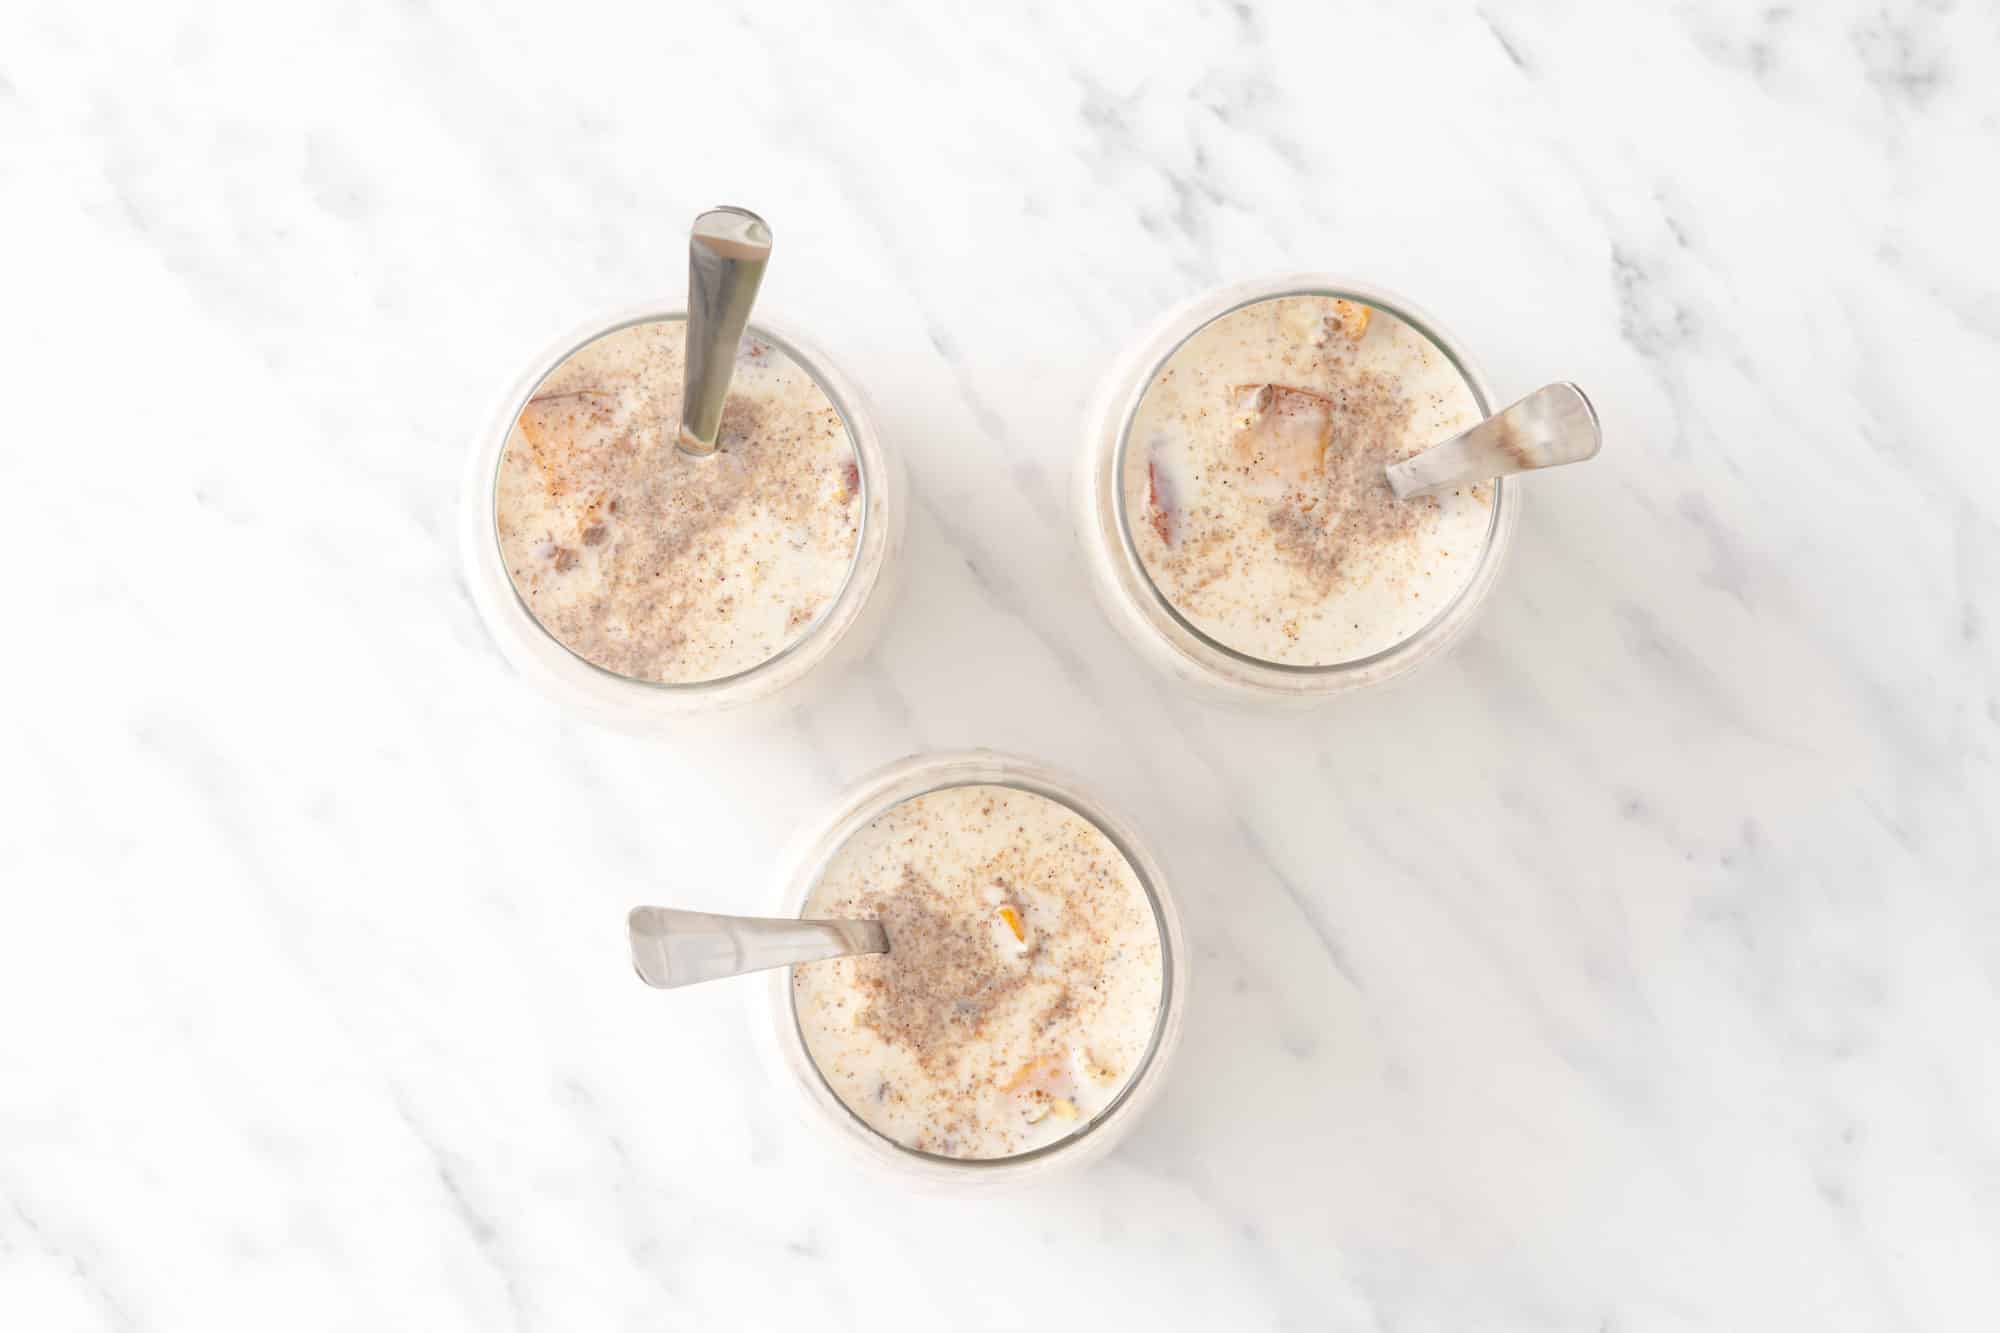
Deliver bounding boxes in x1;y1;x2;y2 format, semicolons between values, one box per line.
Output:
459;304;903;722
758;751;1188;1186
1074;274;1519;702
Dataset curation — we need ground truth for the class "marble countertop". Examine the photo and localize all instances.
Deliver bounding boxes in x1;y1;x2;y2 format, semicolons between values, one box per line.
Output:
4;1;1996;1328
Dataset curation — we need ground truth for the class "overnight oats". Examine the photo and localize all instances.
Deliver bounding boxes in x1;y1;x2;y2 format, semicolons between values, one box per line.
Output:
767;754;1185;1180
1078;277;1517;699
462;308;899;717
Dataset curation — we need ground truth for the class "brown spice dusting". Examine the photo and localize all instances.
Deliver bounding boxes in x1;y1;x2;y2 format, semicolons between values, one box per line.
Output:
1036;986;1076;1033
849;865;1030;1075
1259;365;1436;595
1163;361;1428;598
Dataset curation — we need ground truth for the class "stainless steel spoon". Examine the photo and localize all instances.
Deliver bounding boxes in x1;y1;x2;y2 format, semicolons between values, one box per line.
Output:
676;206;773;457
1385;382;1601;500
627;906;886;989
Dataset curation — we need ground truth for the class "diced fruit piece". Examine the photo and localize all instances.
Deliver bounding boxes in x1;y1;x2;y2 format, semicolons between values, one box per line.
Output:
1279;298;1371;346
1147;458;1175;545
1279;301;1327;347
1007;1053;1080;1124
1001;1056;1059;1093
834;459;861;503
998;905;1025;943
517;390;619;500
1079;1049;1119;1085
1228;384;1335;489
517;390;617;447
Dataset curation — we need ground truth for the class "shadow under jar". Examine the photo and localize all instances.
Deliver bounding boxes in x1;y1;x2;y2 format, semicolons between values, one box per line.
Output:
761;752;1188;1186
460;305;901;721
1075;275;1519;702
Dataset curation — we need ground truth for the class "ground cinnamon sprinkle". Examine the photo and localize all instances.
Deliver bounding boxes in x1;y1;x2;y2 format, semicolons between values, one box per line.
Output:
845;865;1028;1069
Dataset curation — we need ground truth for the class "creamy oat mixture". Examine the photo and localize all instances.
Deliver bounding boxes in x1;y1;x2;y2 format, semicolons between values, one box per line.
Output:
496;319;860;683
793;785;1164;1160
1124;295;1493;665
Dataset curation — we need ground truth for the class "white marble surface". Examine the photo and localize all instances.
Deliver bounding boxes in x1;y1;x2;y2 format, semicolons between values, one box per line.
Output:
3;0;1996;1327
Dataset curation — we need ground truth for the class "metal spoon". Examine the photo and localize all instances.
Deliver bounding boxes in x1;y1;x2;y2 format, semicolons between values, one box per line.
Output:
1385;382;1601;500
676;206;774;457
627;906;886;989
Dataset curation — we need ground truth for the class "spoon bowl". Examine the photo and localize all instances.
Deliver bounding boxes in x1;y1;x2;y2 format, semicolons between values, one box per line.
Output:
1385;381;1600;500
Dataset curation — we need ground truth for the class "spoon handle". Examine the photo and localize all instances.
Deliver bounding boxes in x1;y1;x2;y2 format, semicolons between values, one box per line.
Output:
677;206;773;457
627;907;886;989
1385;382;1600;500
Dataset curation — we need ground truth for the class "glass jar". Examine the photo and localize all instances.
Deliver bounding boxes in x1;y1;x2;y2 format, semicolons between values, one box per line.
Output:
1075;274;1518;702
759;751;1188;1185
460;304;903;721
